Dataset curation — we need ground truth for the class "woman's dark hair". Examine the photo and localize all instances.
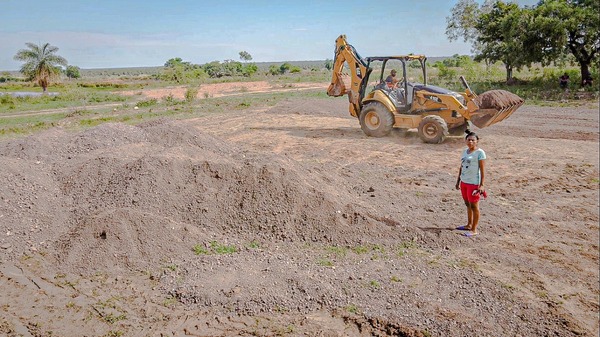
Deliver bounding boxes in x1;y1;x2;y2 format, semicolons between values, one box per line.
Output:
464;129;479;140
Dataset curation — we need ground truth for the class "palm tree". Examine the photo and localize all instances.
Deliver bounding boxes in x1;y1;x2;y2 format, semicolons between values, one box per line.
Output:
14;42;68;92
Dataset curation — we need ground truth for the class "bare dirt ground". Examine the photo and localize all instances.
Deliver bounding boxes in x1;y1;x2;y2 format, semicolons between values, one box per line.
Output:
119;81;330;100
0;82;598;337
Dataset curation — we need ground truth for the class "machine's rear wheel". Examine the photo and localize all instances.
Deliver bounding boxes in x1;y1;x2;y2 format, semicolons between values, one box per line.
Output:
359;103;394;137
418;115;448;144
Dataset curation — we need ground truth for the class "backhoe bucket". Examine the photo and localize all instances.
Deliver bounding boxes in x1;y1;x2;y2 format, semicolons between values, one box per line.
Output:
327;73;351;97
470;90;524;128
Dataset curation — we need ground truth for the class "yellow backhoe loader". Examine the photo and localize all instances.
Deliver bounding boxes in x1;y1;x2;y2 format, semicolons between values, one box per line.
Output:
327;35;524;143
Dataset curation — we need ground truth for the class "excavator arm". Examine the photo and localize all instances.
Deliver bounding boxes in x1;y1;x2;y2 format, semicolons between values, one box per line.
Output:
327;35;370;118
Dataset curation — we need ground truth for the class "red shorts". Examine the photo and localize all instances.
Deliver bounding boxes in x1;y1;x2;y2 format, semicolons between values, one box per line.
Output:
460;182;481;203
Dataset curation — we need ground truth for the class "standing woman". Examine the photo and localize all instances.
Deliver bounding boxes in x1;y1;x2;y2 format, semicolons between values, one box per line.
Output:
455;130;486;237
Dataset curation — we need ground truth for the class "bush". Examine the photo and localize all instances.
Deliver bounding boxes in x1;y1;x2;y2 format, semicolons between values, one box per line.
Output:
185;87;198;103
65;65;81;79
137;98;158;107
437;64;457;81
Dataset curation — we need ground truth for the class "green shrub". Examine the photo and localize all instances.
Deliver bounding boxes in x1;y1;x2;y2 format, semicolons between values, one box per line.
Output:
137;98;158;107
185;87;198;103
210;241;237;254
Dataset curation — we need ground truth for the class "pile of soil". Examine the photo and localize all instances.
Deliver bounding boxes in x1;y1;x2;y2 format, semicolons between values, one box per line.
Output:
0;93;598;336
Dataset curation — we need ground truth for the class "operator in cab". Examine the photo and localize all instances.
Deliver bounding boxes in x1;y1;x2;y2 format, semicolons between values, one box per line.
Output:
385;69;399;88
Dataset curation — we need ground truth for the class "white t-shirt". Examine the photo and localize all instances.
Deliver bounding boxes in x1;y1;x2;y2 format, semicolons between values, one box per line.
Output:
460;148;486;185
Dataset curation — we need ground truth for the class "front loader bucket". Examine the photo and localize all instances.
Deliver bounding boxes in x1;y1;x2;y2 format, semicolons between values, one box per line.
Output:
470;90;524;128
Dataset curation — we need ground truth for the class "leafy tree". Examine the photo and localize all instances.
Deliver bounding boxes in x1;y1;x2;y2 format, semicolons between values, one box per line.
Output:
268;65;281;75
531;0;599;85
164;57;185;68
239;51;252;62
222;59;243;76
447;0;532;82
161;58;205;82
0;71;13;83
164;57;198;71
442;54;473;67
242;63;258;77
13;42;67;92
448;0;599;84
324;59;333;71
65;65;81;79
474;1;531;82
279;63;292;74
203;61;224;78
446;0;489;50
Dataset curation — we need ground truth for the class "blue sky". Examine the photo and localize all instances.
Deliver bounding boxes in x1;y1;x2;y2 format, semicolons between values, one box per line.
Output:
0;0;538;70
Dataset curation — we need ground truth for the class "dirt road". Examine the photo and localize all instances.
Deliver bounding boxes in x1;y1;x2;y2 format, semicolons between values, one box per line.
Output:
0;88;598;336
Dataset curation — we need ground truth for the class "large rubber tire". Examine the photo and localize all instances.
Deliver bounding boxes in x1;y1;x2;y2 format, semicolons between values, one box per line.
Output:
418;115;449;144
359;103;394;137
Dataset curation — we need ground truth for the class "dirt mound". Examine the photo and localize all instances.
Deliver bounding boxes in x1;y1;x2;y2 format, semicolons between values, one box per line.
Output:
0;119;413;275
475;89;524;110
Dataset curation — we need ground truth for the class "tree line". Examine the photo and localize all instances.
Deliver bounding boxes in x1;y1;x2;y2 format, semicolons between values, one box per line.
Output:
9;43;306;90
446;0;598;85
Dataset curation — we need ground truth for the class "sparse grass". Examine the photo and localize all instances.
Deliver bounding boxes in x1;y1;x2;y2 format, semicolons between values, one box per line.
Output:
390;276;402;283
163;296;178;307
501;283;515;291
317;258;334;267
369;280;381;289
273;305;289;313
247;241;261;249
192;244;209;255
94;298;127;324
352;243;384;254
136;98;158;107
193;241;237;255
352;245;370;254
326;246;348;257
103;313;127;324
397;240;418;257
428;255;442;267
210;240;237;254
80;116;117;127
0;113;64;138
345;304;359;314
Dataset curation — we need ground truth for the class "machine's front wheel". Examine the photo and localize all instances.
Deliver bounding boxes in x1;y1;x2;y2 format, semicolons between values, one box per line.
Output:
418;115;448;144
359;103;394;137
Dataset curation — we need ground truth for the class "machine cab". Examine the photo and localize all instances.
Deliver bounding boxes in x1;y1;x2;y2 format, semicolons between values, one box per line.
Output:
362;56;427;113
